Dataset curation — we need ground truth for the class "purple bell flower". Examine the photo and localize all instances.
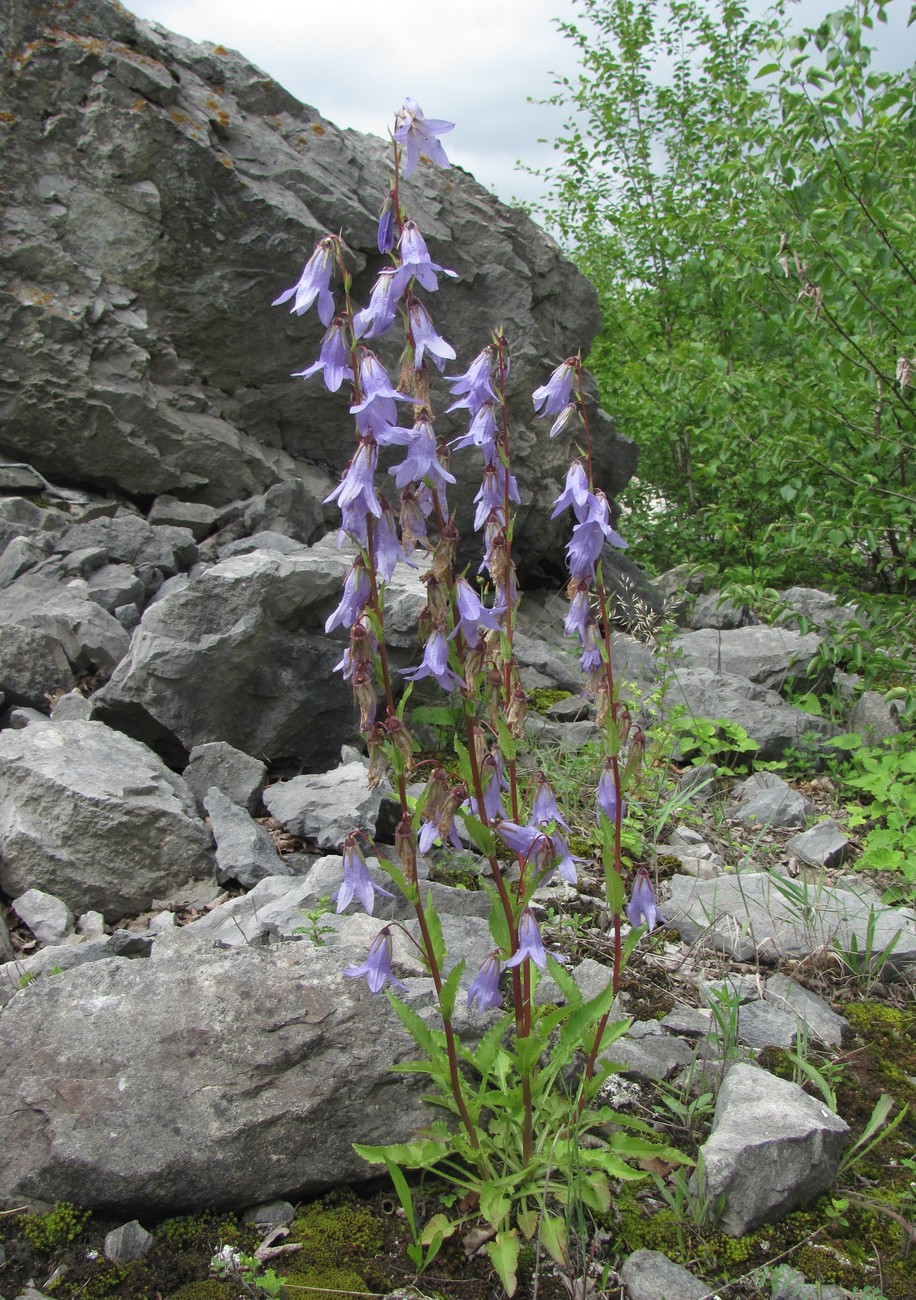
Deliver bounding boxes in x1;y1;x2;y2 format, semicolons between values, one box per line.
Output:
531;774;571;833
447;347;496;415
377;193;395;254
394;98;455;178
272;235;337;325
551;461;590;521
626;868;658;932
398;221;457;292
335;837;395;915
400;628;463;692
389;417;456;493
532;359;576;418
354;268;402;340
504;908;548;971
344;926;407;993
325;560;371;634
407;299;456;372
596;763;625;825
451;577;501;645
467;952;504;1013
292;318;350;393
450;402;498;460
324;441;382;525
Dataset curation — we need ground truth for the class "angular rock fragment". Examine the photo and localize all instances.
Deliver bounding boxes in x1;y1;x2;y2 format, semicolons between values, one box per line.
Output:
0;719;215;919
698;1063;849;1234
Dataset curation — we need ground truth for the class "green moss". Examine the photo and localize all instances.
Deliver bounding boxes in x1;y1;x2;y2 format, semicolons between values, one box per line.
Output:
528;689;573;713
167;1282;236;1300
281;1263;370;1300
289;1191;383;1273
21;1202;91;1252
157;1212;249;1253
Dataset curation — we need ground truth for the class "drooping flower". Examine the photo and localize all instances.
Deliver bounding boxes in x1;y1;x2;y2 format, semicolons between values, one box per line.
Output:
272;235;337;325
394;98;455;178
450;401;498;460
564;586;591;643
398;221;457;292
400;628;463;692
531;773;571;833
596;762;624;826
325;559;371;634
473;462;520;532
626;868;658;932
388;416;456;493
451;576;502;645
354;268;402;340
344;926;407;993
335;836;394;915
447;347;496;415
324;440;382;532
292;318;350;392
551;461;590;521
579;621;602;674
377;192;396;254
532;359;576;417
467;951;504;1013
504;908;548;971
372;498;406;582
351;349;417;438
407;298;456;372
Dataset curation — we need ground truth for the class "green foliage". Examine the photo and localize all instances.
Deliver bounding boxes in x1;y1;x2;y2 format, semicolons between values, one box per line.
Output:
540;0;916;595
21;1202;91;1252
830;735;916;901
667;711;760;772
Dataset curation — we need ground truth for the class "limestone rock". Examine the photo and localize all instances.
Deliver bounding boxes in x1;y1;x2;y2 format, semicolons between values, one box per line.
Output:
205;786;291;888
673;626;822;692
698;1064;849;1234
262;760;385;851
619;1249;709;1300
0;719;215;919
11;887;74;944
0;0;632;578
183;740;267;816
0;944;431;1214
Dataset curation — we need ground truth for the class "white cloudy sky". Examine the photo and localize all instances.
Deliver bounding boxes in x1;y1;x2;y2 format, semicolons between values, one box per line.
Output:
124;0;913;208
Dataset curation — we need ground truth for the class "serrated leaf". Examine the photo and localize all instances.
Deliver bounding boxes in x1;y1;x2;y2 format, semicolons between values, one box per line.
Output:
487;1230;519;1296
438;959;465;1019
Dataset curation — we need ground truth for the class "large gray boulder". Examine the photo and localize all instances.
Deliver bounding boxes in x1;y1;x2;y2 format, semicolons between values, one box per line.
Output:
672;626;822;693
93;543;428;767
0;0;635;577
0;718;215;919
698;1064;849;1235
0;944;430;1214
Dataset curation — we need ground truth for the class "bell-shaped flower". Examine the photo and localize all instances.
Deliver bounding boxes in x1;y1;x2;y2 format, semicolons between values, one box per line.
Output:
335;837;394;915
398;221;457;293
400;628;463;692
564;587;590;643
372;498;406;582
292;318;350;393
354;268;402;340
626;868;658;932
377;192;396;254
451;576;502;645
531;774;571;833
325;559;371;634
579;621;602;674
473;462;519;532
447;347;496;415
344;926;407;993
394;98;455;177
407;299;456;372
272;235;337;325
533;359;576;417
324;440;382;528
596;763;626;826
450;401;499;462
551;461;590;521
467;951;504;1013
389;417;456;493
504;908;548;971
